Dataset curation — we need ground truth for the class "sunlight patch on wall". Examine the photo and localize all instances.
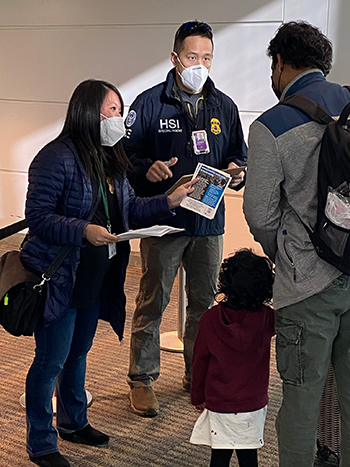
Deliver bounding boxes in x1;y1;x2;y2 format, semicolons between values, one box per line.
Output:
12;119;64;171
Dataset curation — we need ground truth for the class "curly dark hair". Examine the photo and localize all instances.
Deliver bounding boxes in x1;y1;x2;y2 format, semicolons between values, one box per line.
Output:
217;249;274;312
267;21;332;76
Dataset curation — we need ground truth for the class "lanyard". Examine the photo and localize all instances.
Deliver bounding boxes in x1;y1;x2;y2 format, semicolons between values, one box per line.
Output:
97;160;112;233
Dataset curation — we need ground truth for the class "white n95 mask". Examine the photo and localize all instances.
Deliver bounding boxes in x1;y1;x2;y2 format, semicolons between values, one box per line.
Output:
176;55;209;93
100;115;125;146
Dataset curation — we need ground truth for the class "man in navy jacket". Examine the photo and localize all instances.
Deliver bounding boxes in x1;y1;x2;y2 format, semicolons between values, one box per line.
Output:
123;21;247;417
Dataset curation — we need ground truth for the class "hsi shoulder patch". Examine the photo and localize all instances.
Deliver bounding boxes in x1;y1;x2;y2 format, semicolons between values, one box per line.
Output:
125;110;137;127
211;118;221;135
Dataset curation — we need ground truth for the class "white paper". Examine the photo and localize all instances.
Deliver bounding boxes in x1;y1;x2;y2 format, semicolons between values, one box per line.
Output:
116;225;185;242
180;163;232;219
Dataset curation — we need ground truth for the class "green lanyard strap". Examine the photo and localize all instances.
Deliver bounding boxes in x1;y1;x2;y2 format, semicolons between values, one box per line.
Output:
97;159;112;233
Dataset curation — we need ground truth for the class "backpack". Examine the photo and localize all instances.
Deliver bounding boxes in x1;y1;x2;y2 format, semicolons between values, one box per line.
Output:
280;89;350;274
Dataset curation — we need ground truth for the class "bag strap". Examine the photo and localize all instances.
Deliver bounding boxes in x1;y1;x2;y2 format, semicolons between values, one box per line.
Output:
279;94;330;237
0;219;28;241
40;189;102;284
338;102;350;126
281;86;350;126
279;94;333;125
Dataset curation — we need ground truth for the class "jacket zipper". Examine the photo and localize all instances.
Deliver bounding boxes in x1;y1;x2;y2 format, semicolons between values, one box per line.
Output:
283;229;296;281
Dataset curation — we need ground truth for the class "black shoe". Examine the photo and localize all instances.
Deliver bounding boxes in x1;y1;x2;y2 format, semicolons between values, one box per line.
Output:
315;447;339;466
59;423;109;447
29;452;71;467
182;375;191;392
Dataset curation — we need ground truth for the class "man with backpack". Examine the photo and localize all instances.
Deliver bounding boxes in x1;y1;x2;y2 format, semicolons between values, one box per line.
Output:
243;21;350;467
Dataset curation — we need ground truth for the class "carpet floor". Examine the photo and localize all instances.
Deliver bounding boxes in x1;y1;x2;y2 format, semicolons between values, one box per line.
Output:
0;243;282;466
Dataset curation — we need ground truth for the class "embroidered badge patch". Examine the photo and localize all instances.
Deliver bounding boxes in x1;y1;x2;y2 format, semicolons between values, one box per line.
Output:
211;117;221;135
126;110;137;127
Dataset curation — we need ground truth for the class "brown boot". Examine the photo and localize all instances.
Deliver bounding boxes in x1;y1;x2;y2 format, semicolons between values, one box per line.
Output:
129;386;159;417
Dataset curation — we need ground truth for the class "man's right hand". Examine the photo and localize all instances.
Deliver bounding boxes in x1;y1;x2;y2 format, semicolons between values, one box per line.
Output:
146;158;178;182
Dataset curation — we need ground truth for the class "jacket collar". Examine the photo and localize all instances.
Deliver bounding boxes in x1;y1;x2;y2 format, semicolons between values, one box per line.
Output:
281;69;325;100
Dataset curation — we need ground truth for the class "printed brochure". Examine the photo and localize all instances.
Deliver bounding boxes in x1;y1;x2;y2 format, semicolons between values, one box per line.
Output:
180;163;232;219
166;165;245;195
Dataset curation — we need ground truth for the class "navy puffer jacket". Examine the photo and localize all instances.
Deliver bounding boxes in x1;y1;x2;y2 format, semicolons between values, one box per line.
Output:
21;136;173;339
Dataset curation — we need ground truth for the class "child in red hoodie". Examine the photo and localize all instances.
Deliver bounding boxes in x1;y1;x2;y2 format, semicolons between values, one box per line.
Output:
190;249;275;467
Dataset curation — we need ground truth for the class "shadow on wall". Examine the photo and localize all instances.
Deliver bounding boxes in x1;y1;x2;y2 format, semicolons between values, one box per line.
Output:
8;0;348;226
0;0;278;228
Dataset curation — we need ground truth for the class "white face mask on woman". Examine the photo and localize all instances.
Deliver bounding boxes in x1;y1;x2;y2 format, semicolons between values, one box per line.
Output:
176;55;209;93
100;114;125;146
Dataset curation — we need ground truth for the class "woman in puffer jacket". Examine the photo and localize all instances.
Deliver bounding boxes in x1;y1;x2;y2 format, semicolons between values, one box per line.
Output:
21;79;194;467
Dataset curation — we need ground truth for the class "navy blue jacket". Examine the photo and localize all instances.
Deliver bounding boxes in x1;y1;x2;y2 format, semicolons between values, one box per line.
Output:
20;136;173;339
123;69;247;236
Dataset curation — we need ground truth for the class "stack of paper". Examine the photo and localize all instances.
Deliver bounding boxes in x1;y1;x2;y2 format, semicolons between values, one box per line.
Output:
116;225;184;242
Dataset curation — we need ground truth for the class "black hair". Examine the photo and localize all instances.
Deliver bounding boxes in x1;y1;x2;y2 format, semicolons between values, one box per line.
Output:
57;79;130;180
173;20;213;54
217;249;274;312
267;21;332;76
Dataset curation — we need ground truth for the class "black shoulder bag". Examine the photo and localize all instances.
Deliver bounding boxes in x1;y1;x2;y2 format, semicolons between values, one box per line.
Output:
0;190;101;337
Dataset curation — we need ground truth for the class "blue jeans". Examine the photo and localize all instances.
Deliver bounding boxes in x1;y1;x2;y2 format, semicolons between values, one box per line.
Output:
26;303;100;457
275;274;350;467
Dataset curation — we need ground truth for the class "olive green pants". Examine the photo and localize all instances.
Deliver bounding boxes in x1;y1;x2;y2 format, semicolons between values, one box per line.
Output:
128;235;223;387
275;274;350;467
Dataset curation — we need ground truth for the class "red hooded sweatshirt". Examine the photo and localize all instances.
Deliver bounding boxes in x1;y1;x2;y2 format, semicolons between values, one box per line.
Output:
191;303;275;413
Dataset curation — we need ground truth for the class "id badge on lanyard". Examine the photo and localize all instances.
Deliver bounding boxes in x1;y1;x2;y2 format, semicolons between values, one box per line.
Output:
98;164;117;260
108;242;117;259
106;220;117;260
191;130;210;155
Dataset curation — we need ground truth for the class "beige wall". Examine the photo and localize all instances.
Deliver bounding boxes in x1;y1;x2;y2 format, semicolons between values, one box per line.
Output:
0;0;348;257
